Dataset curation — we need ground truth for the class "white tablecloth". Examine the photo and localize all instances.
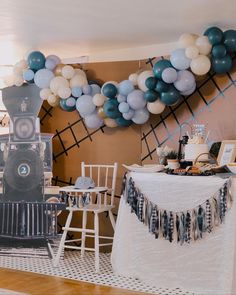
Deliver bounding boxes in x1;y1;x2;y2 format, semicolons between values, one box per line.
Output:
111;172;236;295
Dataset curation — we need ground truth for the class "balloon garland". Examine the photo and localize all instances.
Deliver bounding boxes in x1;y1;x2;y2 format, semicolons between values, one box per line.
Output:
4;26;236;129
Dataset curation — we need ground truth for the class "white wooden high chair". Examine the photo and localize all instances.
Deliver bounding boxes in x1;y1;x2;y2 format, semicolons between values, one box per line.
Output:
53;162;118;272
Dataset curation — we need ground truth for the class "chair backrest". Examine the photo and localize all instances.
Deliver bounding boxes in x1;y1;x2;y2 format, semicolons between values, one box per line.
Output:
81;162;118;206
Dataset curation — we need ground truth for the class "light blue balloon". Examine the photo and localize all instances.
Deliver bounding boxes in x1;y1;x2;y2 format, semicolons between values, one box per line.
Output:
34;69;54;89
170;48;191;70
118;80;134;96
132;108;150;124
180;82;196;96
45;58;57;70
123;109;135;120
174;70;195;92
76;95;96;116
72;87;83;98
82;85;92;95
127;90;146;110
117;94;127;103
118;102;130;113
90;84;101;96
23;69;34;82
84;111;103;129
46;55;61;65
162;67;178;83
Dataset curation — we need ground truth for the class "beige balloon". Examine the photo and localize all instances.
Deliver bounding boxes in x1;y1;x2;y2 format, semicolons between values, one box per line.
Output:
190;55;211;76
54;64;65;76
104;118;118;128
58;86;72;99
97;107;107;119
70;74;88;88
178;33;197;48
40;88;52;100
128;73;139;86
195;36;212;55
47;94;60;107
147;99;166;114
50;76;69;95
61;65;75;79
93;94;106;107
185;45;199;60
74;68;87;78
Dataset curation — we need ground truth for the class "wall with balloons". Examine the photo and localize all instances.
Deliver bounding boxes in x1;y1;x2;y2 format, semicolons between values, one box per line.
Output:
5;26;236;131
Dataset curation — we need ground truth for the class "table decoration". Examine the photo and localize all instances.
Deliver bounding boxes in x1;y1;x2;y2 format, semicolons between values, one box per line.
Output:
122;173;233;244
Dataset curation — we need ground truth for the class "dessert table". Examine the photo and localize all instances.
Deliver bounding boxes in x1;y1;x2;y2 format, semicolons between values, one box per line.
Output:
111;172;236;295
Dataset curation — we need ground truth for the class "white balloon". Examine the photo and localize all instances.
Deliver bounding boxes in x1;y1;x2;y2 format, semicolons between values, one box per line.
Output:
128;73;139;86
61;65;75;79
190;55;211;76
14;75;24;86
178;33;198;48
92;94;106;107
50;76;69;94
58;86;72;99
104;118;118;128
195;36;212;55
70;74;88;88
40;88;52;100
185;45;199;59
137;71;154;92
147;100;166;114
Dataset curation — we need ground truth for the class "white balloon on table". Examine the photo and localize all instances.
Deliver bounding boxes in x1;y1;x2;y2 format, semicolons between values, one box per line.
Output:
58;86;72;99
128;73;139;86
195;36;212;55
70;74;88;88
40;88;52;100
61;65;75;79
50;76;69;94
147;99;166;114
190;55;211;75
185;45;199;59
92;94;106;107
178;33;198;48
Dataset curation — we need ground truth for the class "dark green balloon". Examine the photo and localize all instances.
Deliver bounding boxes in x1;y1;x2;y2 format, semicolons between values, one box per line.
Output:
160;86;180;106
224;30;236;53
144;90;159;102
103;99;121;119
102;83;117;98
211;54;233;74
116;117;133;127
145;76;158;90
155;80;170;93
204;26;223;45
153;59;172;79
212;44;227;58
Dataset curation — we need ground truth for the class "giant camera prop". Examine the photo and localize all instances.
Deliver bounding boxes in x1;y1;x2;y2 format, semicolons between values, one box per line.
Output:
0;84;64;240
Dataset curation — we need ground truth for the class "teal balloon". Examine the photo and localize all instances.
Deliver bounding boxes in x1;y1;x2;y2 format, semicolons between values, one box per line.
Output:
212;44;227;58
103;99;121;119
60;97;76;112
116;117;133;127
204;26;223;45
155;80;170;93
224;30;236;53
27;51;46;71
144;90;159;102
145;77;157;90
102;83;117;98
160;86;180;106
211;55;233;74
153;59;172;79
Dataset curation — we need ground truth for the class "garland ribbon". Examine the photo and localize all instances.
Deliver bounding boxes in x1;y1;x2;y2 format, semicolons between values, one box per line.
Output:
122;173;233;244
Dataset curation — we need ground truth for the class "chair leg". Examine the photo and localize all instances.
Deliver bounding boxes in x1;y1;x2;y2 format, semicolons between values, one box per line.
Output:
108;210;116;231
94;212;99;272
52;210;73;267
81;210;87;257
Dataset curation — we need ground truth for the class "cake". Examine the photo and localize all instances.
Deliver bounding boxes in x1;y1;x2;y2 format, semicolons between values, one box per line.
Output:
184;135;209;162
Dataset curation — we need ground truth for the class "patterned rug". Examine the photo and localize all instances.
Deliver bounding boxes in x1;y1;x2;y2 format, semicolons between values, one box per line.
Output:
0;249;193;295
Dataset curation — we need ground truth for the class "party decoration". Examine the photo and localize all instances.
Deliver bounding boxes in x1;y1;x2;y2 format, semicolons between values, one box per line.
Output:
5;25;236;130
127;90;146;110
27;51;46;71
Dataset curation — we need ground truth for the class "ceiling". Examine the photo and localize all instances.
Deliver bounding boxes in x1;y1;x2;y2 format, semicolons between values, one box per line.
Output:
0;0;236;65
